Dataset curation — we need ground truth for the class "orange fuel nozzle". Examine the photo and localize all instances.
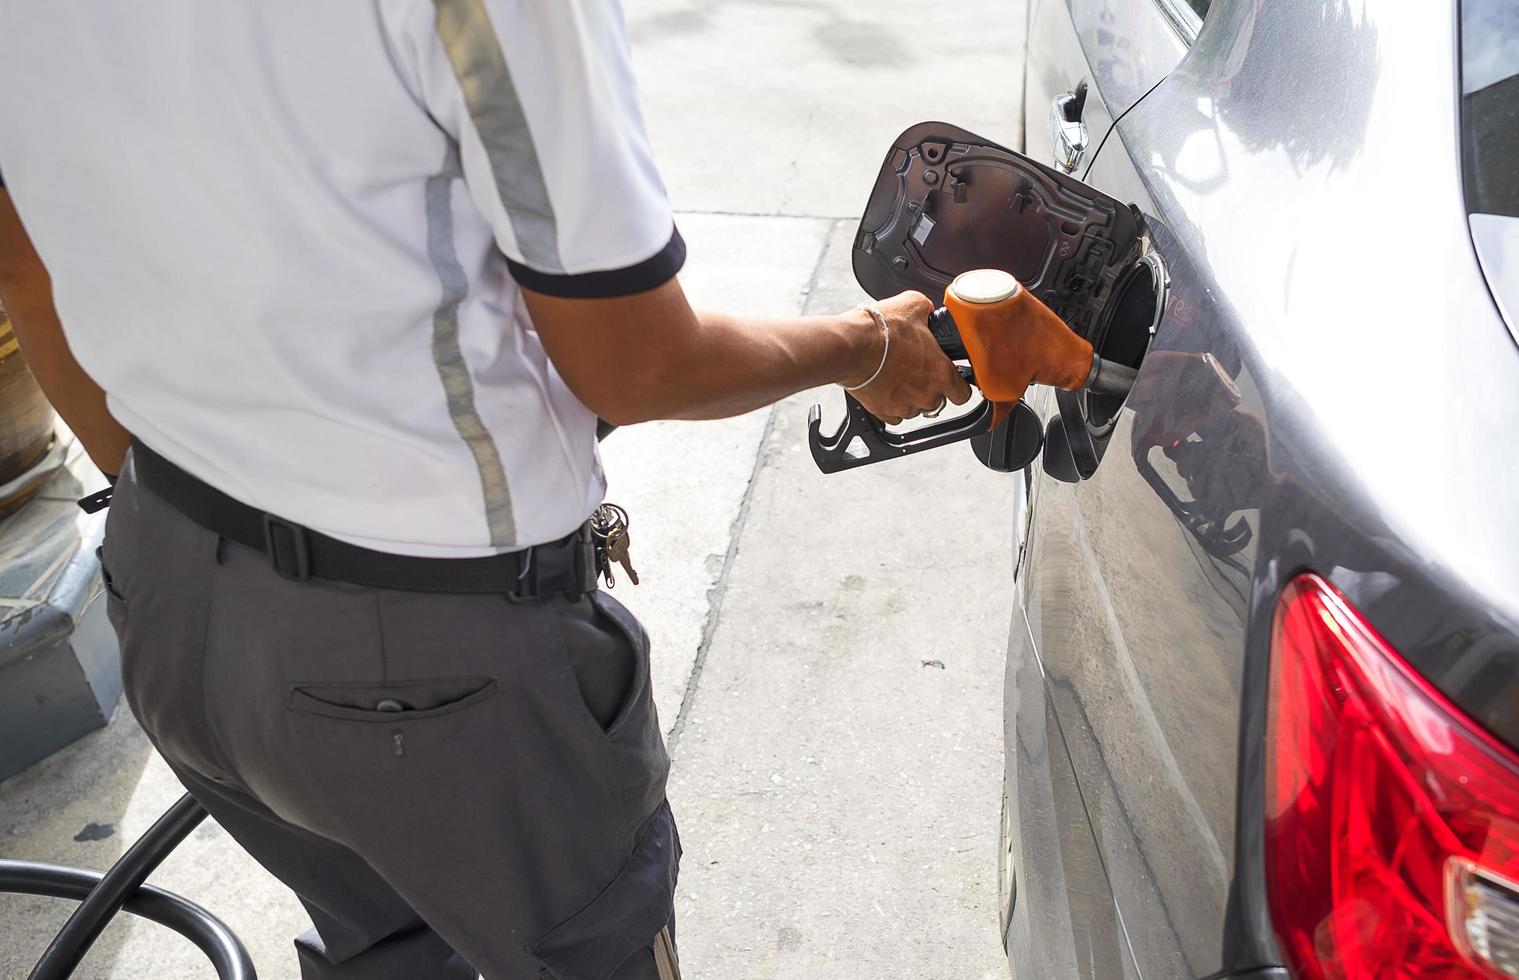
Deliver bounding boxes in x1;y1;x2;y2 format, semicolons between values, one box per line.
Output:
937;269;1138;427
942;269;1095;429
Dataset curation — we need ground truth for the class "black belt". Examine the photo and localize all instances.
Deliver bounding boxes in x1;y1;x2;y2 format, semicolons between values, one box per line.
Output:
130;440;597;599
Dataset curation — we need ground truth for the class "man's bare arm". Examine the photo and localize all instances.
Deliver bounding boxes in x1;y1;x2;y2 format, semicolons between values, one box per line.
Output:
524;278;971;427
0;190;130;475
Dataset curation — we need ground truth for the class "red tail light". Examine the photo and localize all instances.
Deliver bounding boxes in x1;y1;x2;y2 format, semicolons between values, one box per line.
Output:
1267;574;1519;979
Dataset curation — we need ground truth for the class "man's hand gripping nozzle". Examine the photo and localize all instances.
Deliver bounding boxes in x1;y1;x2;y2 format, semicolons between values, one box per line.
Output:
807;268;1137;473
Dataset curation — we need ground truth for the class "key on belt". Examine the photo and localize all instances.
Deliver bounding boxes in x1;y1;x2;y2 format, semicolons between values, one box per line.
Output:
589;502;640;588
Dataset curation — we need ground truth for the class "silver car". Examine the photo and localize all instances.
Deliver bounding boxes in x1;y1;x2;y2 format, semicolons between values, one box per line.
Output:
830;0;1519;976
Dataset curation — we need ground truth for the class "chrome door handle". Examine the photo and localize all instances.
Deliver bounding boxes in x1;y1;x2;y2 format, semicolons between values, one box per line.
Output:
1049;90;1089;175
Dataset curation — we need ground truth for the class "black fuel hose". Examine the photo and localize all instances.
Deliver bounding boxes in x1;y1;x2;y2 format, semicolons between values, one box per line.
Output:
7;792;256;980
0;858;255;980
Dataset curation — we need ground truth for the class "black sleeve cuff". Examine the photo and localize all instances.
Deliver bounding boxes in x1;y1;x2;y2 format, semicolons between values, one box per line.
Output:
508;226;685;299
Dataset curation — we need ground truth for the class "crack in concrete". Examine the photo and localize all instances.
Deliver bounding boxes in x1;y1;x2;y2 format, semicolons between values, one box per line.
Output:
773;106;819;216
798;220;849;318
675;207;853;222
667;218;846;754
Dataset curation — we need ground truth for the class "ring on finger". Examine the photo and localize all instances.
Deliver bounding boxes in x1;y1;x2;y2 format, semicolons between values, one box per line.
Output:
923;397;948;419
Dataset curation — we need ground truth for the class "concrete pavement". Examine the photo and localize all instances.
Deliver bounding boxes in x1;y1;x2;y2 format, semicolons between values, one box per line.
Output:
0;1;1026;976
654;220;1017;980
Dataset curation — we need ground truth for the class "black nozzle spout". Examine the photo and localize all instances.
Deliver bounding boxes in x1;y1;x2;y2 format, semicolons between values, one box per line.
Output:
1085;356;1138;399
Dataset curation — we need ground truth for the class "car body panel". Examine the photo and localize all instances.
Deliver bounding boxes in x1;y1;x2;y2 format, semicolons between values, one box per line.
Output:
1005;603;1135;978
1021;239;1248;976
1114;0;1519;745
1009;0;1519;975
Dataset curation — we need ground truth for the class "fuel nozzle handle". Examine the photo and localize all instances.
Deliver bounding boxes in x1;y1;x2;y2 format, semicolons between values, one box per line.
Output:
931;270;1137;403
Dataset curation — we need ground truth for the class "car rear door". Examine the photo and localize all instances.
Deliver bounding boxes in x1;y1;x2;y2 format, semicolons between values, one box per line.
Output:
1009;8;1191;971
1021;0;1270;977
1023;2;1242;978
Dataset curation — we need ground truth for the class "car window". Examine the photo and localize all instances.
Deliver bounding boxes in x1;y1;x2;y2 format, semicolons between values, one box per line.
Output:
1156;0;1208;45
1461;0;1519;217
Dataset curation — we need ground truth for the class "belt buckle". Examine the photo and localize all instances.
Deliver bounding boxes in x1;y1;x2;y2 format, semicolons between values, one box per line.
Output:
262;515;312;582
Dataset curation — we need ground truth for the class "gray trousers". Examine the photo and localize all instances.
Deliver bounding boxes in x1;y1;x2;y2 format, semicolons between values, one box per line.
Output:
102;454;682;980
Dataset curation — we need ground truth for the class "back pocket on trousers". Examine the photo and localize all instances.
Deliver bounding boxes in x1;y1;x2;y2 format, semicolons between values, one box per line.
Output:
289;677;498;723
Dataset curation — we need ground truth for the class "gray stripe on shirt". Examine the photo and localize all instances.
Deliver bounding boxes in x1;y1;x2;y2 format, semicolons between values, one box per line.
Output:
426;144;516;548
433;0;563;273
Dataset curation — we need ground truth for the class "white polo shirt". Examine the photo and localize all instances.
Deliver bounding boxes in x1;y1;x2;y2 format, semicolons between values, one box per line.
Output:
0;0;683;556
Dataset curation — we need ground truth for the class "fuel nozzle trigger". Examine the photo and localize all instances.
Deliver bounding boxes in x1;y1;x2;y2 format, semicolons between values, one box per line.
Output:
807;364;991;473
808;307;993;473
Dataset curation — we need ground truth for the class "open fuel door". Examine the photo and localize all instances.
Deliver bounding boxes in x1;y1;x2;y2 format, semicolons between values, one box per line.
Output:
809;122;1167;480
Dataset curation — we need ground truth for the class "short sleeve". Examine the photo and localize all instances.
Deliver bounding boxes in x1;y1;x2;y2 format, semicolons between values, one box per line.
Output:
401;0;683;299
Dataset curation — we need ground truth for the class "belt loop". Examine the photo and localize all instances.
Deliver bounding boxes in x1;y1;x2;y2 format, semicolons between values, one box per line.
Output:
575;522;597;596
506;547;540;602
262;515;312;581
